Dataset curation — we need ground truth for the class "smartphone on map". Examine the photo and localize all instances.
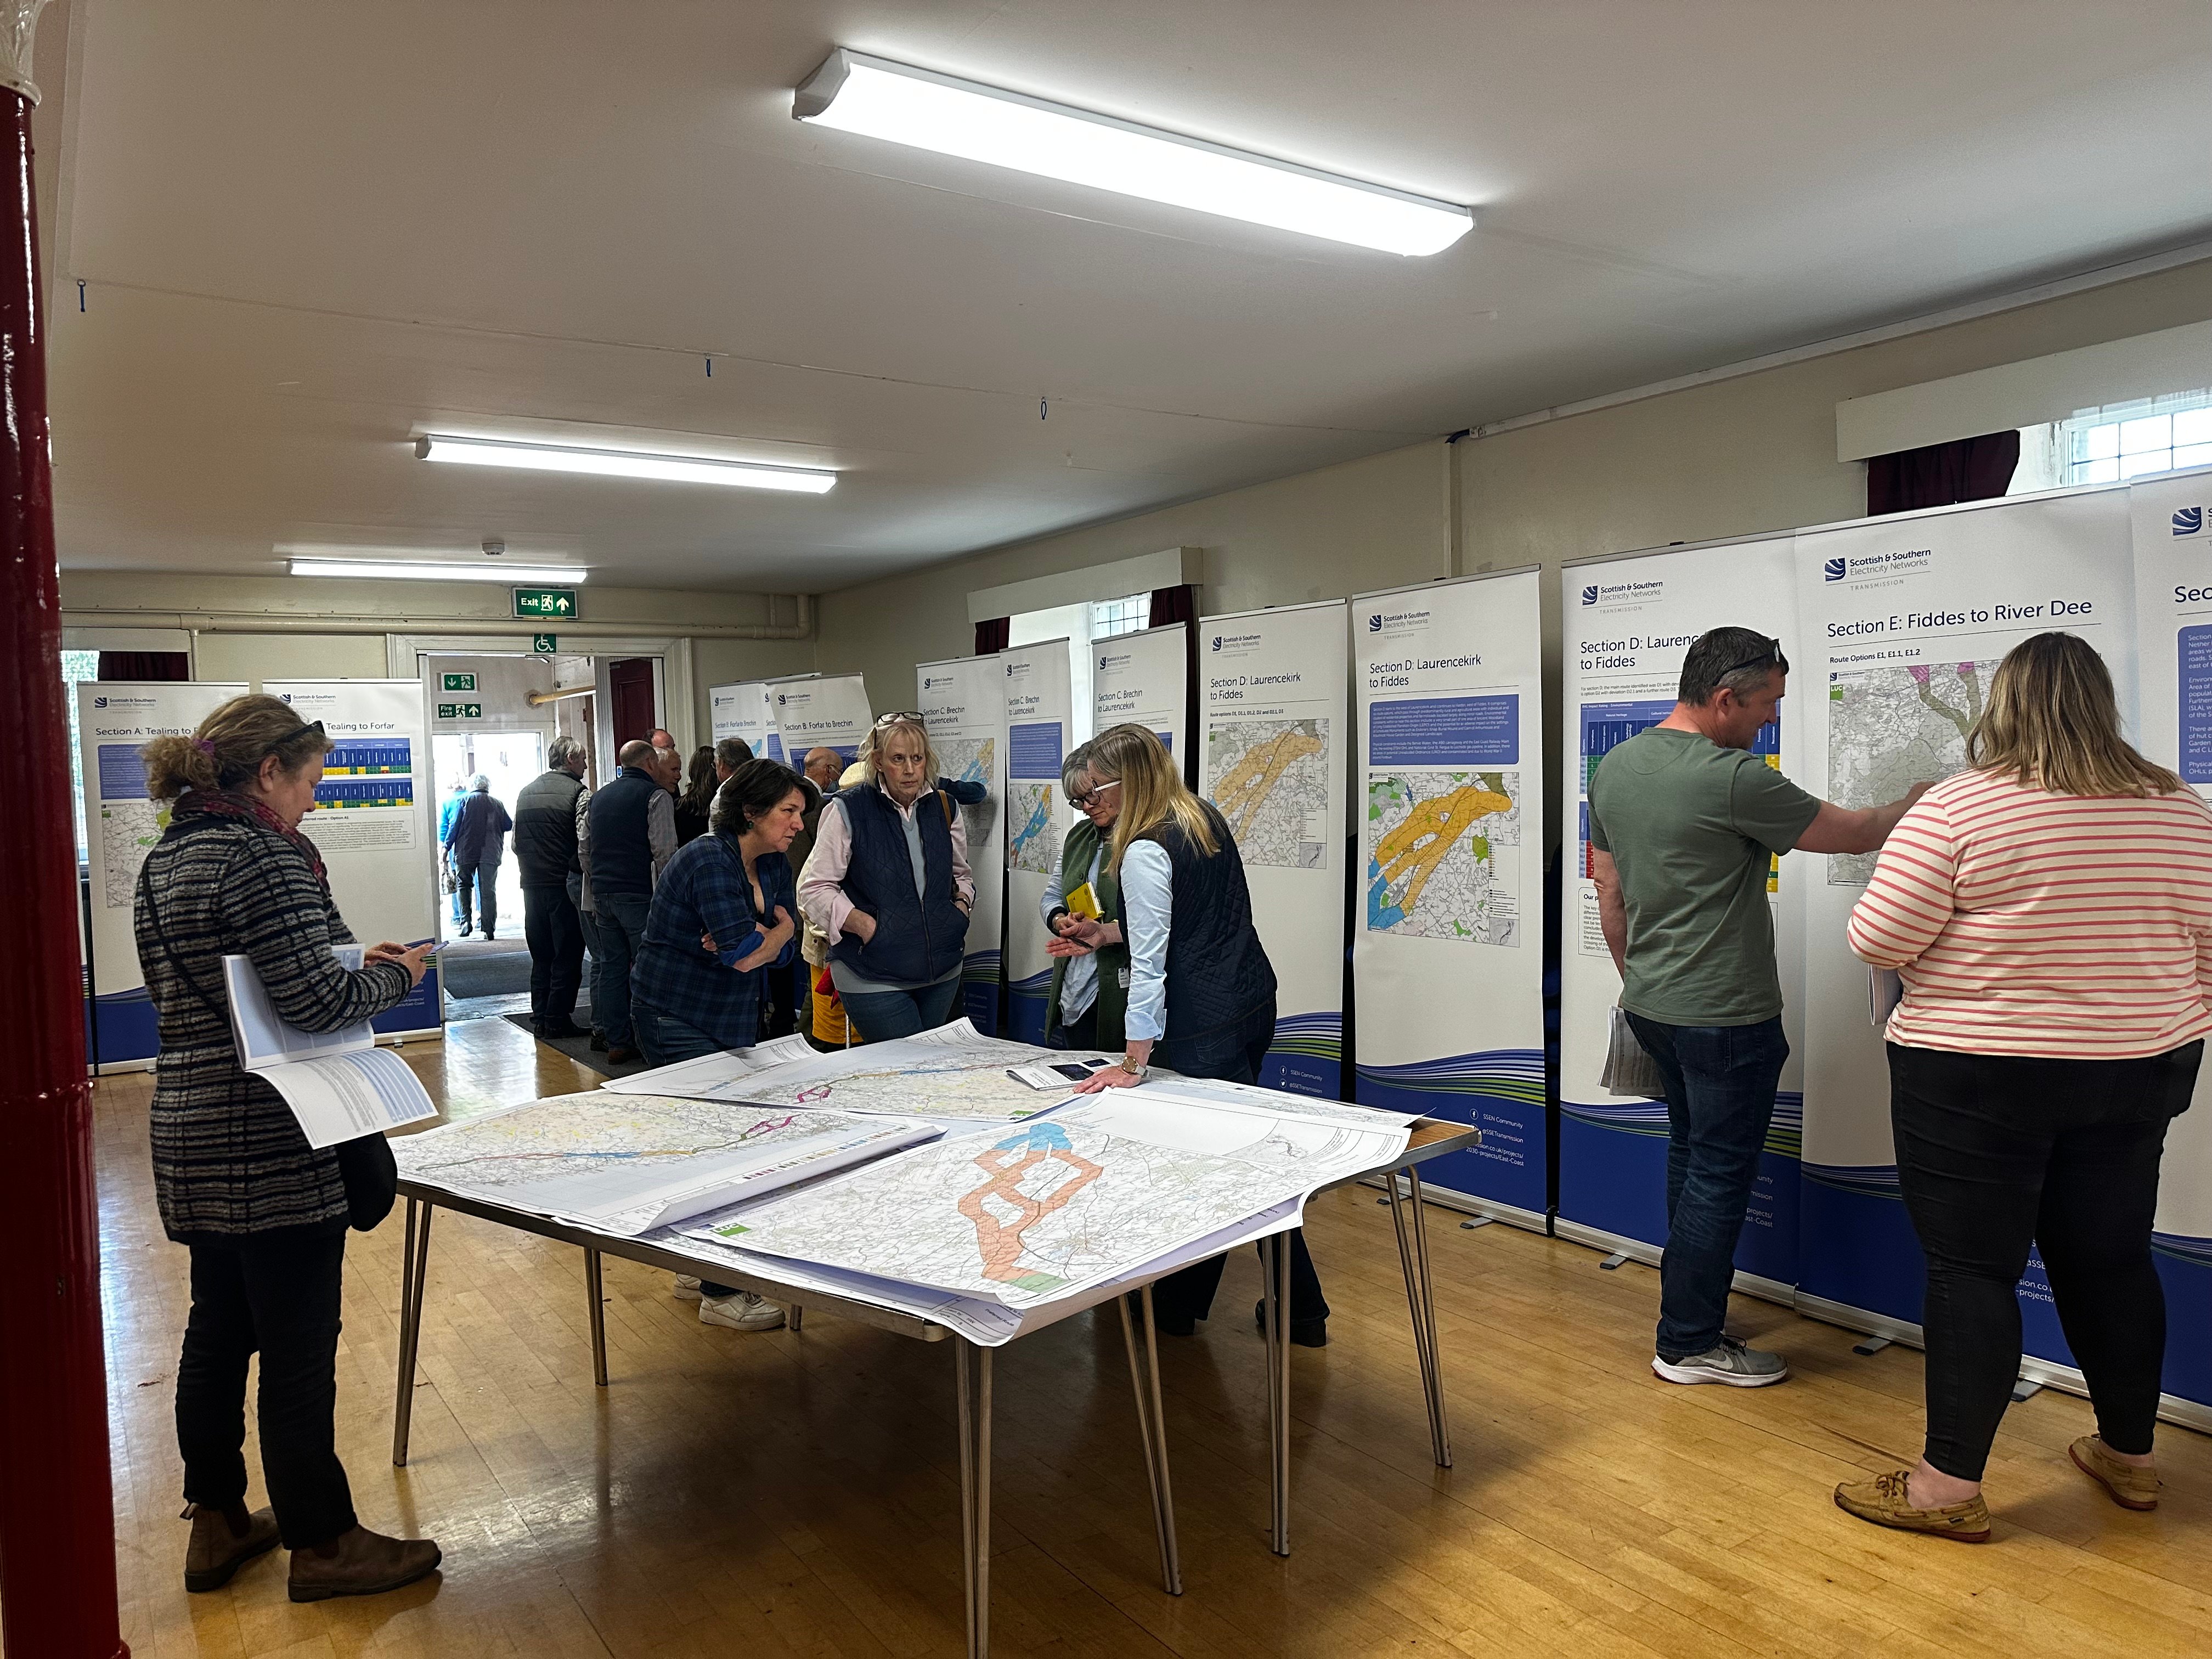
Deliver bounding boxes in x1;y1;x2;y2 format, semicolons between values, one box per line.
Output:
1006;1058;1114;1090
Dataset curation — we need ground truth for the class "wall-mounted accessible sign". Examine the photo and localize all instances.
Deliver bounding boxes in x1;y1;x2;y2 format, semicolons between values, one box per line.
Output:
513;586;577;619
530;633;557;654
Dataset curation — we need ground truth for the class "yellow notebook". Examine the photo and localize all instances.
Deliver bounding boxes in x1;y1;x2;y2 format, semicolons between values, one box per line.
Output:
1064;881;1103;919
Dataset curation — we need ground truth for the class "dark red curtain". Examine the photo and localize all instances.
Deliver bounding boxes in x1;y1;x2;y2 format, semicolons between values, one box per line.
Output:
1147;584;1197;628
1866;431;2019;517
974;617;1010;655
95;651;187;681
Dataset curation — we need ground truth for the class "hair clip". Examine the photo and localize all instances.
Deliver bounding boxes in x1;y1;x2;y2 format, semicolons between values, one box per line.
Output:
193;738;216;755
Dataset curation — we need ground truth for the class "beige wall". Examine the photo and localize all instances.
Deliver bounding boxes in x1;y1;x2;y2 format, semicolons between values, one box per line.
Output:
190;630;387;687
814;441;1451;699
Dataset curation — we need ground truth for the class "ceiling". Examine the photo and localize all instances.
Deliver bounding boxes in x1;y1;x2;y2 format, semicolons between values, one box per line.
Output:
41;0;2212;593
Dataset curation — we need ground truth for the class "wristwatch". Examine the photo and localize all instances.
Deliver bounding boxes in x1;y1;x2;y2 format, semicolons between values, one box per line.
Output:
1116;1055;1148;1080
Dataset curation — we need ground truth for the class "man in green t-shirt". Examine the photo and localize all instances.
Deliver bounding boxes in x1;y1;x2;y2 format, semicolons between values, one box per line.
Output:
1588;626;1922;1389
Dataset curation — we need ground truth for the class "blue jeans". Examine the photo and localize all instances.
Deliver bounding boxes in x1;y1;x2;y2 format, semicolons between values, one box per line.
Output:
841;975;961;1043
632;997;739;1298
1623;1012;1788;1362
594;891;651;1048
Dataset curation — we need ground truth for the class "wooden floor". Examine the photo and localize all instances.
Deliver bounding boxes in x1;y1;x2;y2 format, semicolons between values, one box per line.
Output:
89;1018;2212;1659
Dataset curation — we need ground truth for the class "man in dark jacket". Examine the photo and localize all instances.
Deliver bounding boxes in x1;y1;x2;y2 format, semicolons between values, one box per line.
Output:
443;774;512;939
588;740;676;1060
514;736;589;1039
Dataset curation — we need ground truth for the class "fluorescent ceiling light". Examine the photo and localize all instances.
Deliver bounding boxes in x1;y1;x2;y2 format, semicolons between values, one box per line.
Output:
416;433;837;493
289;559;587;584
794;49;1473;257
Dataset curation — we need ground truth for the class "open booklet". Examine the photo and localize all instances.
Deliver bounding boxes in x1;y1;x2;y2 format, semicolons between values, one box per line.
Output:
223;946;438;1149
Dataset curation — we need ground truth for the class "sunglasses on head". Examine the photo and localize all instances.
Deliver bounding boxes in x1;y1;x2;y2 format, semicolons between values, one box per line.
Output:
1711;636;1783;681
872;711;926;729
276;719;326;744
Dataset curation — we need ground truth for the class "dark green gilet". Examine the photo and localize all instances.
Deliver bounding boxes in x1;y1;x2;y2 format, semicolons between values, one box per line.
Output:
1045;815;1128;1047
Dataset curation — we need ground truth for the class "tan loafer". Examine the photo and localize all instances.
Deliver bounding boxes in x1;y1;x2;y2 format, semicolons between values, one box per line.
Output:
1833;1468;1990;1543
182;1503;280;1592
2069;1435;2160;1511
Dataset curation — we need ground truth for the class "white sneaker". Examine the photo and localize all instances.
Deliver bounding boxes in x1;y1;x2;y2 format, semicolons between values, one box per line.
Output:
1652;1335;1788;1387
699;1290;785;1331
672;1275;702;1301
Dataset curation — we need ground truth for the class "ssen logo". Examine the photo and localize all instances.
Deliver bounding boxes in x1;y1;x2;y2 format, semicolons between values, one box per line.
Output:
1367;613;1384;631
92;696;108;708
1579;585;1599;607
2175;506;2204;536
922;675;950;691
1823;557;1848;582
1211;636;1224;651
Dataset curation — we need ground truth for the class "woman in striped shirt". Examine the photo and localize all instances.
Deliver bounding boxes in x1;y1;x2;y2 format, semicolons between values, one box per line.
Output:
1835;631;2212;1543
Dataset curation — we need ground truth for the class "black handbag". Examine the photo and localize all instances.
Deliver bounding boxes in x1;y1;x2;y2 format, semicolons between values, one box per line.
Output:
136;836;399;1232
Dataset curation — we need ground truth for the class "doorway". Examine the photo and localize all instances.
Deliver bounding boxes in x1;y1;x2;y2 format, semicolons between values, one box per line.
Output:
432;730;544;944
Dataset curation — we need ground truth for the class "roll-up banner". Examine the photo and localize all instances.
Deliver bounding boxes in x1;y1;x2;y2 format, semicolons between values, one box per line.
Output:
1092;622;1190;780
710;681;778;758
918;655;1008;1034
1558;538;1804;1291
78;680;249;1066
1198;601;1347;1096
1353;571;1546;1218
265;681;443;1037
2128;468;2212;1418
1795;486;2135;1339
1002;639;1072;1043
768;673;871;762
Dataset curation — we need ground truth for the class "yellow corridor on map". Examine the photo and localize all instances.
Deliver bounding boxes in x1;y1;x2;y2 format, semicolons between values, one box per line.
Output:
1373;783;1513;913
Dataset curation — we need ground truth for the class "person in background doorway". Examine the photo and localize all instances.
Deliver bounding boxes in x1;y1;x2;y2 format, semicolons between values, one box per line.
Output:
1588;627;1924;1389
438;777;469;929
514;736;589;1040
587;739;676;1062
1066;725;1314;1341
1043;743;1128;1052
631;758;805;1331
799;714;973;1041
135;695;440;1601
1833;633;2212;1542
714;736;753;782
443;774;512;940
674;745;717;845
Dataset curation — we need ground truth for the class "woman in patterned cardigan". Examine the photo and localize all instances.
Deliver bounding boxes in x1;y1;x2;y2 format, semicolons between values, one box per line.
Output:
136;695;442;1602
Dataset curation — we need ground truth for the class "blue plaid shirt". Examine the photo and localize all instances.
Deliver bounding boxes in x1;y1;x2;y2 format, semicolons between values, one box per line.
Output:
629;833;797;1049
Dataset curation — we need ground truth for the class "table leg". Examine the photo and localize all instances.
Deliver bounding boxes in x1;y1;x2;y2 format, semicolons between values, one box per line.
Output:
1116;1288;1183;1595
1262;1230;1291;1556
584;1247;609;1387
1387;1171;1453;1468
391;1199;433;1467
953;1339;994;1658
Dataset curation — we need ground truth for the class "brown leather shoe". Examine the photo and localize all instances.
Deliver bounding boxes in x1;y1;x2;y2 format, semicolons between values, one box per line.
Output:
182;1503;280;1592
1833;1469;1990;1542
2070;1435;2160;1511
287;1525;442;1602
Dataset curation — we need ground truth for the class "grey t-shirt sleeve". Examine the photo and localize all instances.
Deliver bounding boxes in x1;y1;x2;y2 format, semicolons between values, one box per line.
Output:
1730;757;1822;854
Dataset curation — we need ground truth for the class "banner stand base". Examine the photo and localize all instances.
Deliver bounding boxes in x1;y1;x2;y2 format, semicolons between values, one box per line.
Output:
1361;1177;1549;1237
1793;1294;2212;1437
1553;1218;1797;1309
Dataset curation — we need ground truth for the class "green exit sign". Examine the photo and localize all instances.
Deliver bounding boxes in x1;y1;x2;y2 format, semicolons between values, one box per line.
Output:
440;672;477;692
437;702;483;720
530;633;557;654
513;586;577;619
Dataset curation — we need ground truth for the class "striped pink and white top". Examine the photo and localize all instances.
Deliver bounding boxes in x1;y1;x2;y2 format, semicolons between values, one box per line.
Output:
1847;768;2212;1058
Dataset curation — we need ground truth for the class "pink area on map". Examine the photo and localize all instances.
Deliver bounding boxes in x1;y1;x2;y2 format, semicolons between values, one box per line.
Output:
1908;665;1931;685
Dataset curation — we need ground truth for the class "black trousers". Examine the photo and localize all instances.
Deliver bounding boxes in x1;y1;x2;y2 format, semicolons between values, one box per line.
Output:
455;860;496;934
1888;1039;2200;1480
1147;1004;1329;1328
522;883;585;1025
176;1232;357;1549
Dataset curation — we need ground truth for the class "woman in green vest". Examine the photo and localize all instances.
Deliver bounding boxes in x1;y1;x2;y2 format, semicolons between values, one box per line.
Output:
1043;742;1128;1049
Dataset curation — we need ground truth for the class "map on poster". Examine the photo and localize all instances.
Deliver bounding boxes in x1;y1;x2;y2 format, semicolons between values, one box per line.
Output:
1208;718;1331;869
937;735;999;848
709;1020;1113;1122
1365;769;1521;945
696;1087;1406;1306
1007;780;1059;874
1826;660;1996;884
100;799;166;909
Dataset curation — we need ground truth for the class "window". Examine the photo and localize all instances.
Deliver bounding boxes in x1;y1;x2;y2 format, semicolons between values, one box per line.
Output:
2045;392;2212;488
60;648;99;861
1088;592;1151;641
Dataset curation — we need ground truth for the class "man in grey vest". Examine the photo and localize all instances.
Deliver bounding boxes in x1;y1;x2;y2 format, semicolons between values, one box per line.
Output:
588;739;676;1062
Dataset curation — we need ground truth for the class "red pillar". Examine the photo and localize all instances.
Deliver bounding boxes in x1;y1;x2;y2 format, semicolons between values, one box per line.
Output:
0;31;133;1659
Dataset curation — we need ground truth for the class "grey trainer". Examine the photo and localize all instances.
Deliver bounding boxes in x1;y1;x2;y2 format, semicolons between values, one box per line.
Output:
1652;1334;1788;1387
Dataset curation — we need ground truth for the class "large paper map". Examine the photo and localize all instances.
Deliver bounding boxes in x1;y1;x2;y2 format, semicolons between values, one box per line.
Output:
701;1088;1406;1306
1826;660;1996;884
392;1093;934;1234
1208;718;1331;868
1365;769;1521;945
936;736;1000;851
1006;781;1059;873
709;1020;1113;1122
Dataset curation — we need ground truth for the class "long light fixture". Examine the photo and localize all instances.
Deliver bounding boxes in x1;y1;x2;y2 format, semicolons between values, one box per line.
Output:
416;433;837;493
288;558;587;584
794;49;1473;257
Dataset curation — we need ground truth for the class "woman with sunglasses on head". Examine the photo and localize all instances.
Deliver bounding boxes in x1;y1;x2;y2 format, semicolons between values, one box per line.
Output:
135;696;442;1602
1042;742;1129;1051
1066;725;1329;1344
798;712;974;1041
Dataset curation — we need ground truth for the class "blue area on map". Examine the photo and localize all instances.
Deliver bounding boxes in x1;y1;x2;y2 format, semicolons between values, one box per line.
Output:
998;1121;1074;1153
1011;793;1051;859
1365;858;1404;930
1009;721;1064;780
957;752;989;783
1369;695;1517;766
